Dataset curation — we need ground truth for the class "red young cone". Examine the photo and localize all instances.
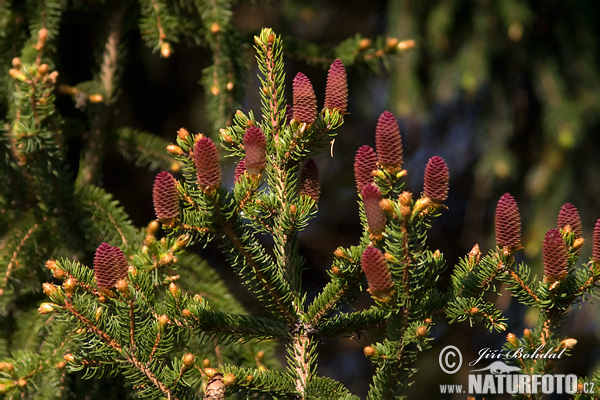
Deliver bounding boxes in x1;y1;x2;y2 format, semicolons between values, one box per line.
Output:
361;246;394;300
292;72;317;124
354;145;377;193
375;111;403;169
324;59;348;114
494;193;522;251
193;136;221;189
557;203;583;238
543;228;568;283
94;243;128;289
299;159;320;202
423;156;449;203
243;126;266;175
234;158;247;183
361;184;386;237
593;218;600;264
152;171;179;222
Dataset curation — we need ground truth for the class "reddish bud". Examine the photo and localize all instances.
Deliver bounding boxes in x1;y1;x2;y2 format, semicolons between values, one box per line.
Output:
361;246;394;299
299;159;320;202
375;111;403;169
543;228;568;283
494;193;522;251
557;203;582;238
324;59;348;114
244;126;266;174
93;243;128;289
152;171;179;222
354;145;377;193
361;184;386;237
193;136;221;189
292;72;317;124
593;219;600;264
423;156;449;203
234;158;247;183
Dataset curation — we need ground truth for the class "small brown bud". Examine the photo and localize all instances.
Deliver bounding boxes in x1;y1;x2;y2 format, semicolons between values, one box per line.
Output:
63;278;76;294
158;314;169;327
115;278;128;294
358;38;371;50
379;198;394;215
523;329;531;339
94;307;103;320
204;368;218;378
128;266;137;277
331;266;340;276
267;33;275;44
42;282;57;296
416;326;428;337
334;248;345;258
573;237;585;249
45;259;57;271
159;253;174;266
182;353;195;368
397;39;416;51
182;309;191;318
223;373;236;387
55;361;66;369
88;94;103;103
560;338;577;349
167;144;184;156
0;362;13;372
177;128;189;140
63;354;75;363
160;42;171;58
226;81;234;91
169;283;179;297
506;333;517;345
386;37;399;50
202;359;211;368
210;22;221;33
9;68;26;81
468;244;482;265
246;375;253;382
363;346;376;357
383;252;396;262
424;318;432;324
193;294;202;302
17;378;27;387
289;204;297;215
38;28;48;42
38;303;55;314
11;57;21;68
38;63;49;75
469;307;479;314
398;191;412;207
211;85;219;96
147;220;160;235
577;382;584;393
413;197;432;215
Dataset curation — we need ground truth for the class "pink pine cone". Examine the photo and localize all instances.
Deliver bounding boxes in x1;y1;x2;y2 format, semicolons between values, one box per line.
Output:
361;246;394;298
299;159;320;202
354;145;377;193
324;59;348;114
375;111;403;168
423;156;449;203
193;136;221;189
361;184;386;237
244;126;266;175
543;228;568;282
152;171;179;221
593;218;600;264
292;72;317;124
494;193;522;250
557;203;582;238
94;243;128;289
234;158;247;183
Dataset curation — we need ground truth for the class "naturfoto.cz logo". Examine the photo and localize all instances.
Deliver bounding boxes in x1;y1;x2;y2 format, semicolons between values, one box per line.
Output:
438;345;597;395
